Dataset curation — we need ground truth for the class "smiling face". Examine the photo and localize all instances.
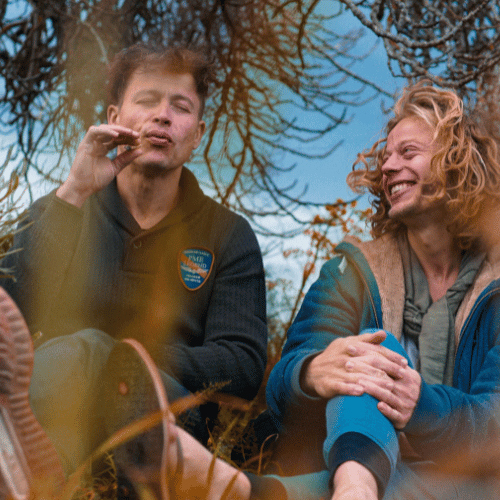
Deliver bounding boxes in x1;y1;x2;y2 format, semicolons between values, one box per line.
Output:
107;68;206;174
381;116;444;226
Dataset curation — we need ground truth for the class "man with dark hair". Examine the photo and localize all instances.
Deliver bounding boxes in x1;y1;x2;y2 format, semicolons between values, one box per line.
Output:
0;43;267;496
106;45;212;117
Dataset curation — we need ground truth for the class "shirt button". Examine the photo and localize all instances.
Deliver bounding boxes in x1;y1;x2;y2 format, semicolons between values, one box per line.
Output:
133;241;142;249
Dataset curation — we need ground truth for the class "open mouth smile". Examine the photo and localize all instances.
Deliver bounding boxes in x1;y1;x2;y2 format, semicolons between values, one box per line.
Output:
389;182;415;196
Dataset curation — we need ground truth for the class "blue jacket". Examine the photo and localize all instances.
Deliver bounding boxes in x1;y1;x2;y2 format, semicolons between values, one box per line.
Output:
267;234;500;463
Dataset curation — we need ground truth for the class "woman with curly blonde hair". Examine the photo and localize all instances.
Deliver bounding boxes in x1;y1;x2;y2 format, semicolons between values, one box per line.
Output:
348;80;500;247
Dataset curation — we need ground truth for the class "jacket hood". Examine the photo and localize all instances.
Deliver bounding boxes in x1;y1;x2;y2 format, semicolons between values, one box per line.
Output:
340;234;405;340
341;233;500;346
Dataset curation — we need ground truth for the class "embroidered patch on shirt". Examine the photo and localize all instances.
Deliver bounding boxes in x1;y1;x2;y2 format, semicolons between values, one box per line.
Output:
178;248;214;291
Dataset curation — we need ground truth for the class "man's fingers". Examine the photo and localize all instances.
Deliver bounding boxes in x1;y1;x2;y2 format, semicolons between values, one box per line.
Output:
348;335;408;369
312;373;368;399
117;134;141;146
358;329;386;344
346;331;385;354
86;125;139;150
345;353;405;380
357;377;397;402
328;381;365;398
345;359;398;383
370;355;406;379
87;124;138;138
377;402;404;428
86;126;120;143
360;373;420;429
112;148;143;174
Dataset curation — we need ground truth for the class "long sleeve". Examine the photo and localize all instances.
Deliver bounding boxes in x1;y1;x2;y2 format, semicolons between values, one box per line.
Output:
0;192;84;335
0;171;269;403
404;285;500;460
266;250;380;426
158;215;268;400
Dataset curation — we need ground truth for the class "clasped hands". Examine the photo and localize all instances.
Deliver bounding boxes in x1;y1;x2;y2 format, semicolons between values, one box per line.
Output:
301;330;421;429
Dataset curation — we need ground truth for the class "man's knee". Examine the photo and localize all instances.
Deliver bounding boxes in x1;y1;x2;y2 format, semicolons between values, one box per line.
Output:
359;328;411;365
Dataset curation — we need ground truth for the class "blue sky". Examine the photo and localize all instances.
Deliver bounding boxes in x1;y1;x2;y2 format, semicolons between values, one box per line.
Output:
1;2;403;223
255;6;403;292
275;11;401;207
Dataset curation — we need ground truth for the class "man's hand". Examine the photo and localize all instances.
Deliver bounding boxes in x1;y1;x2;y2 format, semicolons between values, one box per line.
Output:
358;364;421;429
300;330;407;399
56;124;143;207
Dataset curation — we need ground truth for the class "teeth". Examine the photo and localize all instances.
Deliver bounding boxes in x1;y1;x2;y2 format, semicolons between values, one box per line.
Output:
391;182;412;195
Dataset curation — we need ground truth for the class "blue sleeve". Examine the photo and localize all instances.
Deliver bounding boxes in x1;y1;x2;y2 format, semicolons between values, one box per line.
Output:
266;253;379;426
405;289;500;460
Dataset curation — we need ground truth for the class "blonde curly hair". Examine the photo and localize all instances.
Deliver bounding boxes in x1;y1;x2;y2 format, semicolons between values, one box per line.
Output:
347;81;500;247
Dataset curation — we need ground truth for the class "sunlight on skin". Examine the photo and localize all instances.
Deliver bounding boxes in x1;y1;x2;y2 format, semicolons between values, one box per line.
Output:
171;425;252;500
172;428;380;500
331;461;378;500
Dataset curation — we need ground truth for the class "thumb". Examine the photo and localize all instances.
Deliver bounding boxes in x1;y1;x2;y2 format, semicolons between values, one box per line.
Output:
359;329;387;345
112;147;143;174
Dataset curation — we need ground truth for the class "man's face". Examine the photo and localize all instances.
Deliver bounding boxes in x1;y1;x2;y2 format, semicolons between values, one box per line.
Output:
381;116;442;225
107;68;206;173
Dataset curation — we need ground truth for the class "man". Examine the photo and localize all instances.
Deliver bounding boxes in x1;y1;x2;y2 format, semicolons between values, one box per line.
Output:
0;43;267;490
263;82;500;498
